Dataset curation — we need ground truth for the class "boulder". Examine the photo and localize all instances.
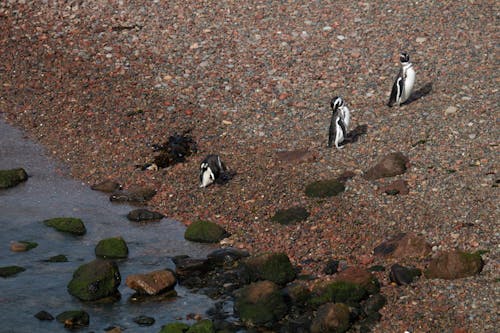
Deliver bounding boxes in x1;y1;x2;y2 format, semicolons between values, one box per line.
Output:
184;220;229;243
10;241;37;252
56;310;89;329
172;256;210;277
0;168;28;189
90;180;121;193
310;303;351;333
389;264;422;285
334;266;380;295
186;319;215;333
425;250;484;280
364;152;409;180
271;206;310;225
67;259;121;301
109;186;156;203
234;280;288;327
207;247;250;267
310;281;368;307
0;265;25;278
243;252;296;285
126;208;164;222
374;233;432;260
43;217;86;236
43;254;68;262
95;237;129;259
362;293;387;317
305;179;345;198
34;310;54;321
159;322;190;333
126;269;177;295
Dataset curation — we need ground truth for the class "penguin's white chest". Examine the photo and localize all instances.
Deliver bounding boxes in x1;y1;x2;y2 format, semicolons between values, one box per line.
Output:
200;168;215;187
402;66;415;102
340;106;350;132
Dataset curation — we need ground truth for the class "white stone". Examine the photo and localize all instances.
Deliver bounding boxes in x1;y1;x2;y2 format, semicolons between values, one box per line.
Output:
416;37;427;43
444;106;458;115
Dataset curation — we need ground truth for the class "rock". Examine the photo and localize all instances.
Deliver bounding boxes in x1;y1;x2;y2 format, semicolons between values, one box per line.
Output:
276;149;317;164
133;315;155;326
364;152;409;180
43;254;68;262
105;327;122;333
67;259;121;301
416;37;427;43
305;179;345;198
379;179;409;195
310;303;351;333
425;250;484;279
362;293;387;316
172;256;210;277
0;265;25;278
336;171;356;183
10;240;37;252
43;217;86;236
271;206;309;225
374;233;432;259
445;106;458;115
159;322;190;333
126;208;164;222
310;281;368;307
334;266;380;295
207;247;250;267
389;264;422;285
283;282;311;306
95;237;129;259
151;132;197;168
34;310;54;321
56;310;89;329
129;289;177;303
186;319;215;333
126;269;177;295
90;180;121;193
109;186;157;203
184;220;229;243
0;168;28;189
323;259;340;275
243;252;296;285
234;280;288;327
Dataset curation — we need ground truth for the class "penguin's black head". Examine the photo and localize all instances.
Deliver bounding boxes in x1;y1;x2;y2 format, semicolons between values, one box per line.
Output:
400;52;410;63
331;96;344;111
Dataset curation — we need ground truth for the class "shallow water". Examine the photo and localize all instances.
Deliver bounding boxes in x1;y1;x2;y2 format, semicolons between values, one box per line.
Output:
0;119;218;332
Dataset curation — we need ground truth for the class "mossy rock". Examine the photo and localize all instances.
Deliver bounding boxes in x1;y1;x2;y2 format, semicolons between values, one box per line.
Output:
424;250;484;279
271;206;309;225
55;310;89;329
186;319;215;333
67;259;121;301
310;302;351;333
243;252;296;285
43;217;86;236
95;237;128;259
305;179;345;198
309;281;368;307
0;265;26;278
44;254;68;262
18;241;38;250
0;168;28;189
184;220;229;243
234;281;288;327
158;322;190;333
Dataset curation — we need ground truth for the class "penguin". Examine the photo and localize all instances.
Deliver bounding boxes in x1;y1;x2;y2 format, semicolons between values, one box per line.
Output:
387;52;416;107
199;154;226;188
328;96;350;149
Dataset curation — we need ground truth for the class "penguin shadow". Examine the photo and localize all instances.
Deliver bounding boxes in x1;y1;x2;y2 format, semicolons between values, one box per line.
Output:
346;124;368;144
403;82;433;105
215;170;237;185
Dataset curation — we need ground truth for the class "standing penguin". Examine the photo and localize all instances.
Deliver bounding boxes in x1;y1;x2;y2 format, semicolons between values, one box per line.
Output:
328;96;351;149
199;154;226;188
387;52;416;107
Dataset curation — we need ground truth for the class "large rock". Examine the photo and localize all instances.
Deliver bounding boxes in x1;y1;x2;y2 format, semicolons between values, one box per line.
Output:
0;168;28;189
159;322;190;333
10;240;38;252
186;319;215;333
425;250;484;280
43;217;86;236
389;264;422;285
207;247;250;267
310;303;351;333
126;208;164;222
364;152;409;180
271;206;309;225
95;237;129;259
374;233;432;260
67;259;121;301
126;269;177;295
310;281;368;307
109;186;157;203
184;220;229;243
56;310;89;329
0;265;25;278
334;266;380;295
305;179;345;198
90;180;121;193
243;252;296;285
234;280;288;327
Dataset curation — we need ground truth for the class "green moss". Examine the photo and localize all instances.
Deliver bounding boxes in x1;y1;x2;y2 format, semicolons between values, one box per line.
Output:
95;237;128;259
271;206;309;225
245;252;296;285
310;281;368;307
44;254;68;262
235;283;288;326
305;179;345;198
67;259;121;301
0;168;28;189
158;322;190;333
18;241;38;250
186;319;215;333
55;310;89;328
0;265;26;278
43;217;86;236
184;220;229;243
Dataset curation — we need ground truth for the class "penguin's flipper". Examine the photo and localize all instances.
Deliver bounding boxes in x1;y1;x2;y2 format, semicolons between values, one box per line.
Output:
328;112;337;147
388;79;399;107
